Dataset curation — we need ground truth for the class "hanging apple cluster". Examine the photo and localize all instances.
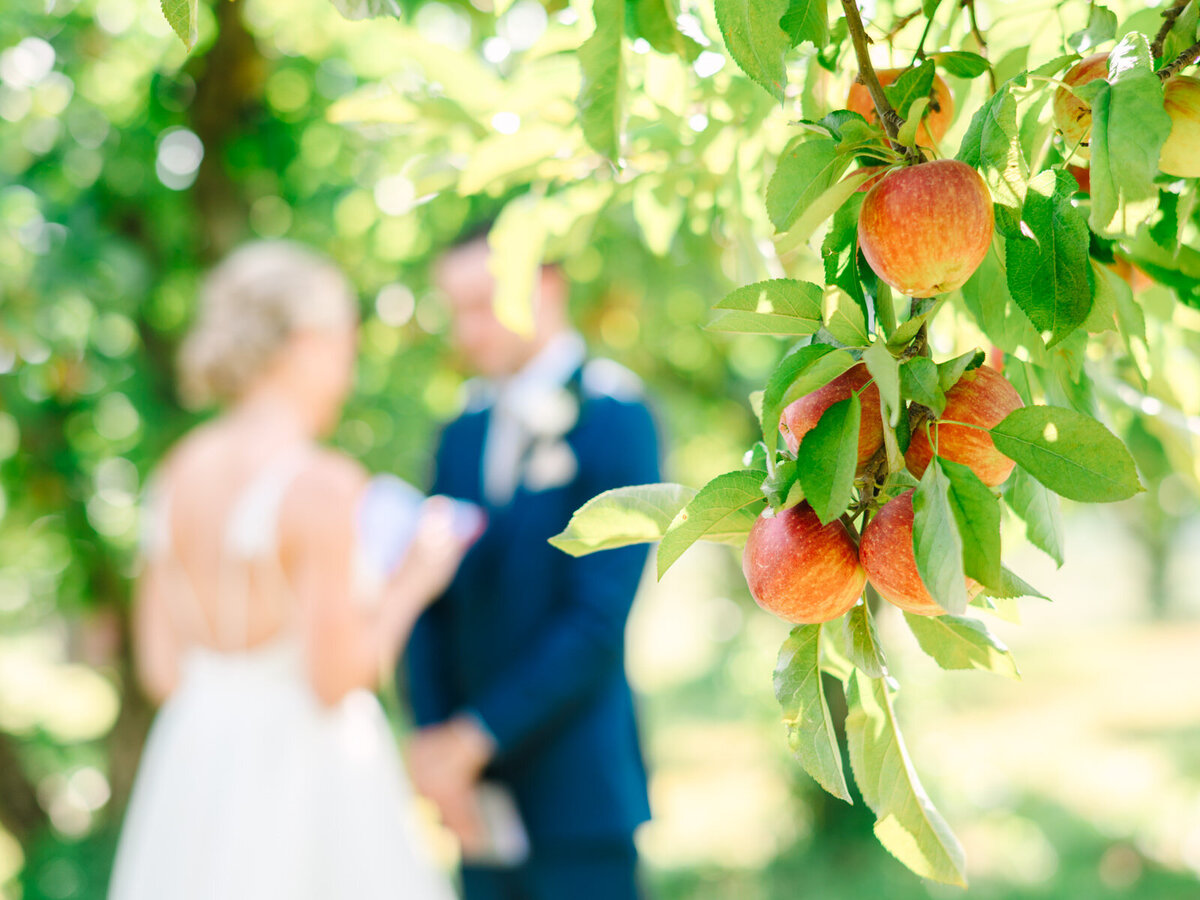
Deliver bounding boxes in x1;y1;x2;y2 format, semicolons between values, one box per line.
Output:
553;0;1198;886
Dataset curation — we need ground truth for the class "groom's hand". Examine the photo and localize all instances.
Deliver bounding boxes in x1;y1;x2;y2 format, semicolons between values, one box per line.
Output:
410;714;495;788
410;715;496;848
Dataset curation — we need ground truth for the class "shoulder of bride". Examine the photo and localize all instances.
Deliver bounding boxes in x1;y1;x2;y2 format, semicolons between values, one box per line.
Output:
581;358;643;403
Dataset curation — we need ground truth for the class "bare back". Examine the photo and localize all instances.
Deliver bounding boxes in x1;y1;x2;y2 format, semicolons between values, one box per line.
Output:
145;416;364;655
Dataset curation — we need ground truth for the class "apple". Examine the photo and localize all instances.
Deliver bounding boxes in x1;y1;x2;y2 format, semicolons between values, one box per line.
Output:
780;363;884;473
743;503;866;623
1053;52;1108;161
859;490;980;616
846;68;955;148
1108;257;1153;294
905;364;1023;487
1067;164;1091;194
857;159;994;297
1160;75;1200;178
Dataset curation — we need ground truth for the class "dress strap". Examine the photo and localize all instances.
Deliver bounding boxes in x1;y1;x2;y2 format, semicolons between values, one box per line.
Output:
215;447;315;648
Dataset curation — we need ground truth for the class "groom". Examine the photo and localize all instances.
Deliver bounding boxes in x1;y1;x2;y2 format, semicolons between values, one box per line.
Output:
403;221;660;899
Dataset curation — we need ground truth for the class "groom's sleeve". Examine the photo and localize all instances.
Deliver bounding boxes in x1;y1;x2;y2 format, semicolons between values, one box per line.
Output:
467;396;660;758
401;431;457;727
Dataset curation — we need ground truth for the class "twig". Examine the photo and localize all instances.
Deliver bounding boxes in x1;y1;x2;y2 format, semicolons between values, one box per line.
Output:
883;9;921;43
1152;0;1191;61
840;0;920;162
1158;39;1200;80
911;12;937;64
963;0;998;93
897;322;929;361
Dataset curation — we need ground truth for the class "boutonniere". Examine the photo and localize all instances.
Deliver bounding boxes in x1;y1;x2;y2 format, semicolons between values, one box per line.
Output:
518;386;580;440
523;439;579;493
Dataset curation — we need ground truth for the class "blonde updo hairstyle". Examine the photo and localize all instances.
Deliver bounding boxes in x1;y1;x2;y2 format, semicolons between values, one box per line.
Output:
179;241;357;408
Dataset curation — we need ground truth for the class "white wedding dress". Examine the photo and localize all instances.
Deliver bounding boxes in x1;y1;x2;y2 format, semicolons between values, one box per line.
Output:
108;453;457;900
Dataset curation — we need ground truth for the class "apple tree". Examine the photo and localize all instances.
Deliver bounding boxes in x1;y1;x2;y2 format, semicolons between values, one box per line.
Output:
151;0;1200;886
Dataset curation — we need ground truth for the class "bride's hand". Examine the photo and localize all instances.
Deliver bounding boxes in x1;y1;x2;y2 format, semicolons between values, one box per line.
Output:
389;496;470;608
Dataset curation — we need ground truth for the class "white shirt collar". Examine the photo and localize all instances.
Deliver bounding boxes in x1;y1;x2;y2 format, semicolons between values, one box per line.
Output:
491;331;586;408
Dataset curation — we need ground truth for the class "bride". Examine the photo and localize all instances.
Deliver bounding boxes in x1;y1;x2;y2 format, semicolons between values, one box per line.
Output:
109;241;465;899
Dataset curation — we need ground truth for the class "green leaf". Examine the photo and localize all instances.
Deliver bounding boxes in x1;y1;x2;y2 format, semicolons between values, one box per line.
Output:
797;394;860;524
912;460;969;615
845;671;968;887
1067;5;1117;53
990;406;1143;502
822;193;868;310
715;0;792;101
844;600;887;678
780;0;828;49
762;344;856;458
956;77;1026;210
896;96;929;148
903;613;1019;678
657;470;767;577
627;0;703;60
883;60;935;119
1004;169;1094;347
779;168;875;245
826;292;870;347
1004;467;1064;566
550;483;697;556
936;350;984;392
922;0;942;15
775;625;852;802
937;458;1002;589
1162;1;1200;63
578;0;625;160
900;357;945;415
932;51;990;78
708;279;823;335
161;0;199;49
767;138;852;231
983;565;1050;601
862;340;900;427
1087;34;1173;236
329;0;401;19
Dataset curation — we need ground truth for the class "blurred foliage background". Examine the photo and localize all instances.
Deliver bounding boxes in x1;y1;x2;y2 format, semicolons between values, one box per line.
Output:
2;0;1200;897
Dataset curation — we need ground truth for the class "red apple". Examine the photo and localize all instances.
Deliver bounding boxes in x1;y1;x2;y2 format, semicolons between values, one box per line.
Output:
857;159;994;297
1067;164;1090;194
1108;257;1153;294
780;363;884;473
846;68;955;148
1160;75;1200;178
1053;52;1108;161
742;503;866;624
860;490;980;616
905;364;1023;487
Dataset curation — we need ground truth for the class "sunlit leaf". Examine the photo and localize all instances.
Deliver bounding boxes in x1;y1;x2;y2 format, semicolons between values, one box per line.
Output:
775;624;852;802
657;470;766;577
990;406;1143;502
846;670;968;886
578;0;625;160
549;483;697;556
903;613;1019;678
161;0;198;49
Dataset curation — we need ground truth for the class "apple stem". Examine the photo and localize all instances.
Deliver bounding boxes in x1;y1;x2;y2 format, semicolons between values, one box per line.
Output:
1158;39;1200;81
910;12;936;65
1152;0;1191;62
962;0;998;94
839;0;921;163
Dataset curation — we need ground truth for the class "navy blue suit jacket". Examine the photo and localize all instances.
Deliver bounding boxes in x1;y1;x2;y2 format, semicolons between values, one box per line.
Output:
403;362;660;845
